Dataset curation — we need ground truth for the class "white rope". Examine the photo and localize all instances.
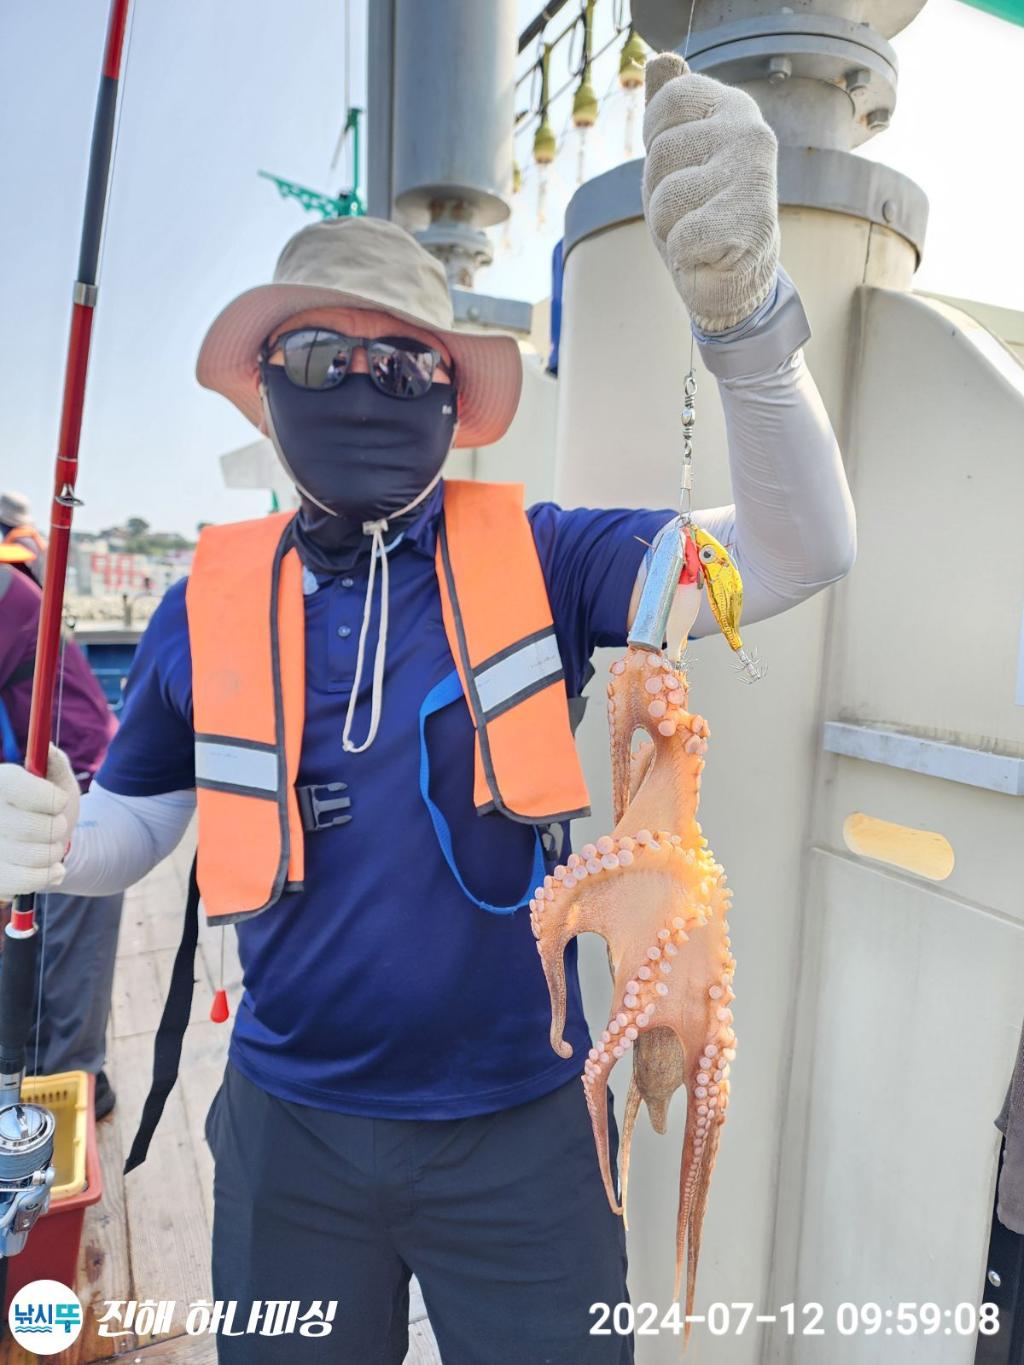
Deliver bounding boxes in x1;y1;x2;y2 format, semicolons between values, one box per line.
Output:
341;468;444;754
341;521;390;754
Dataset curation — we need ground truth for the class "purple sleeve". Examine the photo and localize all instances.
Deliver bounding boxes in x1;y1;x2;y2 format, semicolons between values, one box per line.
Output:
0;567;38;688
0;566;114;781
528;503;673;695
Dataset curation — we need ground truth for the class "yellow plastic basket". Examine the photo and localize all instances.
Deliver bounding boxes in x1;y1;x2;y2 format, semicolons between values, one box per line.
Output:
19;1070;90;1200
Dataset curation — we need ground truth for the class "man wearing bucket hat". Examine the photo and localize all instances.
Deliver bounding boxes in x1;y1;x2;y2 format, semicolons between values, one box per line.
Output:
0;57;854;1363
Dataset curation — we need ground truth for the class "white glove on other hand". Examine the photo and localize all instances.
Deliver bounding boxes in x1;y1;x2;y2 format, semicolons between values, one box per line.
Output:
0;745;80;899
642;52;780;333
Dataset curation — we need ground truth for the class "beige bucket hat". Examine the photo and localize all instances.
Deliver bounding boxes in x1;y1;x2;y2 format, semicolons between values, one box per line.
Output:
197;217;523;449
0;492;31;528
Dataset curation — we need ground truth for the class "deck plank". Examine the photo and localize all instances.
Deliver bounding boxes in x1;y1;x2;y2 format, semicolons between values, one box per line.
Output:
95;1331;218;1363
115;834;194;961
0;1337;38;1363
112;1029;212;1349
196;921;243;998
71;1115;138;1361
407;1319;444;1365
175;1020;230;1233
409;1278;429;1324
110;946;210;1042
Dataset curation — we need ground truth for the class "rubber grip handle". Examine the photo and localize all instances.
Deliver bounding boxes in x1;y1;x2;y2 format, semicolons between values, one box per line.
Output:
0;928;39;1076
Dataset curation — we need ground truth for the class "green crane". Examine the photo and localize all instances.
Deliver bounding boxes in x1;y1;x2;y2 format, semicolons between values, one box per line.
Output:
959;0;1024;22
259;107;365;220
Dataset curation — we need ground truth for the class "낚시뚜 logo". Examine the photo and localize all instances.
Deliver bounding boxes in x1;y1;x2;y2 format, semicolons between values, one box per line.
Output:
8;1279;84;1355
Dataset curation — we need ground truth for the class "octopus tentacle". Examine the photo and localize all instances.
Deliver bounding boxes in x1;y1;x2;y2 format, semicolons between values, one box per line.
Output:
535;923;575;1060
618;1072;643;1229
582;1057;623;1215
531;644;735;1328
675;980;737;1334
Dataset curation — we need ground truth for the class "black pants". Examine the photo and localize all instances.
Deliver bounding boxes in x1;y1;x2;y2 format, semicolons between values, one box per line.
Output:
206;1062;633;1364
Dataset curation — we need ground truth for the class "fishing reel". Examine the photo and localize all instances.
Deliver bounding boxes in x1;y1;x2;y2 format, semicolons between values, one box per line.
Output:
0;919;56;1258
0;1088;55;1257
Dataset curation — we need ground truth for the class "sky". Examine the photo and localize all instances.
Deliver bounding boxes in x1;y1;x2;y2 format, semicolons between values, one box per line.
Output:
0;0;1021;538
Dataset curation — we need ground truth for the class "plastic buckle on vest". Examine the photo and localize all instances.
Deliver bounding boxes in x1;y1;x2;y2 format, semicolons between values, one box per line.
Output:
297;782;352;833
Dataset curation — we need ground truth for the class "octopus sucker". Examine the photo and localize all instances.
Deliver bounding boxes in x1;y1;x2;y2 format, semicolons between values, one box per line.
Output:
531;644;734;1334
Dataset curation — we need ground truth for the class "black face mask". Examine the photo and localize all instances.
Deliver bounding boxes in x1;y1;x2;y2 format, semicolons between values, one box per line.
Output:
260;366;458;545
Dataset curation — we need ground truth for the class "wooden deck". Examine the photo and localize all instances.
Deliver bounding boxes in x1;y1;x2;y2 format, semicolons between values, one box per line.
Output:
0;839;440;1363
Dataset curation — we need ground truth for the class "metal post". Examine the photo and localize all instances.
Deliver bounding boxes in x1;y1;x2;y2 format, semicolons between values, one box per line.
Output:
366;0;396;220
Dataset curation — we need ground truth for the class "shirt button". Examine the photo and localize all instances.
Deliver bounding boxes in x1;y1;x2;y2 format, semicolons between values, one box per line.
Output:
337;625;352;638
341;577;354;588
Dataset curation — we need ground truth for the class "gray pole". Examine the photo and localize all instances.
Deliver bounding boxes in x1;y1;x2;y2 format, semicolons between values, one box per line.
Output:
366;0;396;221
628;0;930;263
376;0;517;288
631;0;928;152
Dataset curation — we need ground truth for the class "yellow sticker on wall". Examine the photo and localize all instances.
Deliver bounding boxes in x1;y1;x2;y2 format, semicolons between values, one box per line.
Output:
842;812;955;881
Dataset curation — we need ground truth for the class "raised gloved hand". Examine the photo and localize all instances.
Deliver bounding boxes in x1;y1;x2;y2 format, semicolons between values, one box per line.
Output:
642;52;780;334
0;745;80;899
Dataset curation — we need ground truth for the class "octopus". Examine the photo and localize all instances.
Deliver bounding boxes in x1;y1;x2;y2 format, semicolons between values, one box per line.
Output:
530;643;734;1331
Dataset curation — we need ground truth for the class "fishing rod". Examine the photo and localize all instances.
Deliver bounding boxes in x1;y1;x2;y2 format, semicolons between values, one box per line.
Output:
0;0;132;1262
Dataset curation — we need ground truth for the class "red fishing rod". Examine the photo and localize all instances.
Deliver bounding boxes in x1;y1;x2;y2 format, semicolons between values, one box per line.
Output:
0;0;132;1262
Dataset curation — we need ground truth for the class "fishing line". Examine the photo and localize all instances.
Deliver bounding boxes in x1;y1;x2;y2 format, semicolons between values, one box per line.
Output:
678;0;698;526
682;0;697;62
331;0;353;176
344;0;351;122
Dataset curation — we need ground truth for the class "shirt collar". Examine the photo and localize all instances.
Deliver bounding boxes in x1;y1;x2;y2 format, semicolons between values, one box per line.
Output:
400;479;444;560
295;479;445;583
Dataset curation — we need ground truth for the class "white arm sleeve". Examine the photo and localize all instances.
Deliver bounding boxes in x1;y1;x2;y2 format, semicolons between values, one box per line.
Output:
634;270;857;640
688;347;856;639
60;782;196;896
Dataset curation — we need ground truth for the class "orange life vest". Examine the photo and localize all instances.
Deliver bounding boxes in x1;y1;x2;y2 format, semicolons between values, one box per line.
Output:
2;526;47;583
185;480;591;924
2;526;47;556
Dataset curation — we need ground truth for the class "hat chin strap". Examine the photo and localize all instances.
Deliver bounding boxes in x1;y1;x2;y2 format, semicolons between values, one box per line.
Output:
259;380;453;755
341;465;445;754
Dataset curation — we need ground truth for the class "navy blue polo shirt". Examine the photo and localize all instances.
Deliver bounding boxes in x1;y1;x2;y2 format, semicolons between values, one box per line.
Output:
98;484;672;1118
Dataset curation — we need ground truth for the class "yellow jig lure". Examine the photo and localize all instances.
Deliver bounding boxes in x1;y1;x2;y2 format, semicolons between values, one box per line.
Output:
689;525;765;683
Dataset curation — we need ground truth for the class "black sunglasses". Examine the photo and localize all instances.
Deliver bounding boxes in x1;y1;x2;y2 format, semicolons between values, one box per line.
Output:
260;328;454;401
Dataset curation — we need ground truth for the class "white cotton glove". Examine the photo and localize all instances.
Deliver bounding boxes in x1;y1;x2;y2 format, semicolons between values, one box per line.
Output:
0;745;80;899
642;52;780;334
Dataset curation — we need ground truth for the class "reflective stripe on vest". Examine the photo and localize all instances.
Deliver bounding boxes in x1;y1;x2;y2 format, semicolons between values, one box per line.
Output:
435;481;590;824
186;482;590;923
474;630;563;718
193;737;279;797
